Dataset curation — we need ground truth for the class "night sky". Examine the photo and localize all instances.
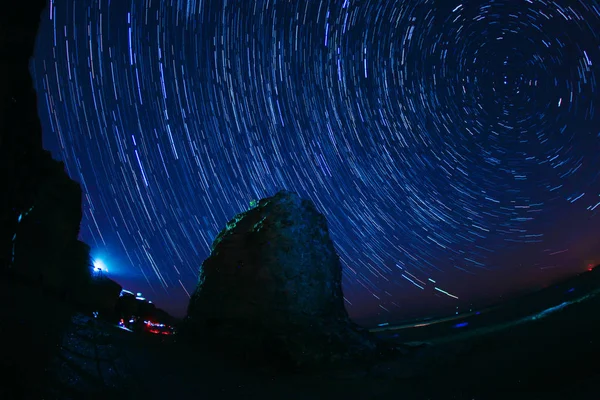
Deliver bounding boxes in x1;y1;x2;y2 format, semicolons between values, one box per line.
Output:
32;0;599;323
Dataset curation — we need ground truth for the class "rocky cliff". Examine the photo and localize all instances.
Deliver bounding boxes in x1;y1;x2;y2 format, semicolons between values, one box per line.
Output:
184;190;377;368
0;1;87;294
1;0;47;269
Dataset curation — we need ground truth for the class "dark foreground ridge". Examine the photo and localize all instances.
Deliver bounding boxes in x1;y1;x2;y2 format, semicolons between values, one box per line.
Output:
3;261;600;399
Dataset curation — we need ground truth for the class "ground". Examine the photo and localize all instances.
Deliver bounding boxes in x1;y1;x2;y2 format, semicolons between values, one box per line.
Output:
1;273;599;399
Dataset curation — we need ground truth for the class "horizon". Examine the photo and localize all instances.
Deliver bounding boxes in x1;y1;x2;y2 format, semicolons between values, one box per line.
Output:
105;256;598;324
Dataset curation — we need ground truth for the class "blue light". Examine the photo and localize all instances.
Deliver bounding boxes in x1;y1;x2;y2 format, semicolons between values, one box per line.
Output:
93;259;108;273
453;322;469;329
531;302;569;320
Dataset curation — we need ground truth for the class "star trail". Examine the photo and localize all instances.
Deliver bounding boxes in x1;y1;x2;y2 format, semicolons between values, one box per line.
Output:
32;0;600;321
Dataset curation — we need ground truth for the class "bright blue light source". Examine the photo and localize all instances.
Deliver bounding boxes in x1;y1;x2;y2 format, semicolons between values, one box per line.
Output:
93;259;108;273
453;322;469;329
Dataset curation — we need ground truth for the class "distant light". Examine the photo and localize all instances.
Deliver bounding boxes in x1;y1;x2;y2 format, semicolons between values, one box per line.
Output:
137;292;142;297
93;259;108;273
453;322;469;329
413;323;432;328
117;325;133;332
531;302;569;320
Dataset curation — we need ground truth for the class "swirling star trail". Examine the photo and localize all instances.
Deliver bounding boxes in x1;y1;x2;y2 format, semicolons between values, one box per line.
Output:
32;0;599;321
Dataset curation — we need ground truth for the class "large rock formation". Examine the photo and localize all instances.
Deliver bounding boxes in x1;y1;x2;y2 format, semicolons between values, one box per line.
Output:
0;5;92;398
83;276;122;315
1;0;49;270
11;157;87;288
184;190;377;368
1;1;87;293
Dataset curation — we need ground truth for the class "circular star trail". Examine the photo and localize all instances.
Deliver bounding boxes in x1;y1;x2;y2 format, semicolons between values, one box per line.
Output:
33;0;600;320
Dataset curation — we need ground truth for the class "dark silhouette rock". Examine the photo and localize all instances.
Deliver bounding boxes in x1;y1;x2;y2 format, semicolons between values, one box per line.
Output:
0;3;95;398
84;276;123;316
1;0;88;296
1;0;49;271
63;240;94;297
11;156;85;287
116;291;139;318
184;190;377;368
115;291;178;325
